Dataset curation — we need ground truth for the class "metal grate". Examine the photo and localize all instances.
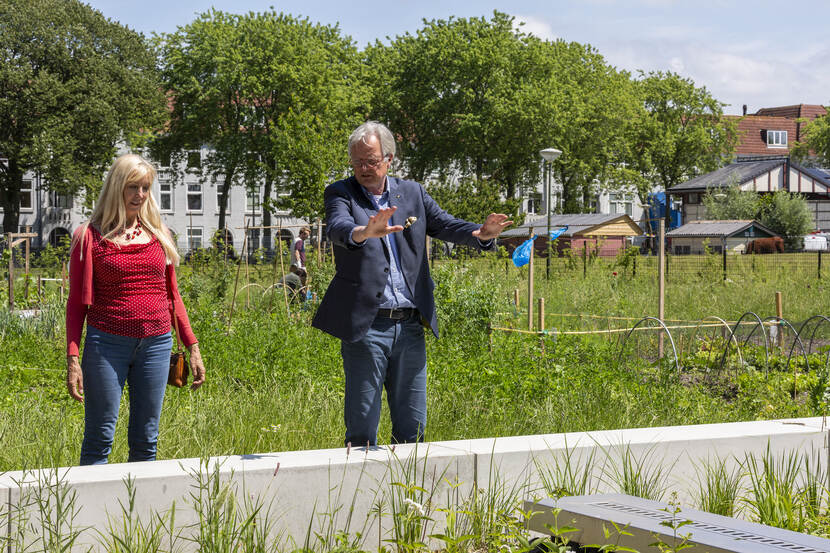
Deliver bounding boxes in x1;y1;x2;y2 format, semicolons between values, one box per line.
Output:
525;494;830;553
593;501;827;553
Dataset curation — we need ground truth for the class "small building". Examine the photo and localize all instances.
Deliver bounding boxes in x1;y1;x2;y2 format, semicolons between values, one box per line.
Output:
669;158;830;231
500;213;643;257
666;220;778;255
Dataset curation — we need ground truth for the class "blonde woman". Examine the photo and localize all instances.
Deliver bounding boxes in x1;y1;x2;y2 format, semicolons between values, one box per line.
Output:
66;153;205;465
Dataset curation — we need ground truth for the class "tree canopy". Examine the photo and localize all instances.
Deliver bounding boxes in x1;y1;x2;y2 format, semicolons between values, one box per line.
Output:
0;0;165;232
155;9;368;245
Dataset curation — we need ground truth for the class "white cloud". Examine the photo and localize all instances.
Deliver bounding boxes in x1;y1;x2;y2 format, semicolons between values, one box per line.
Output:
513;14;558;41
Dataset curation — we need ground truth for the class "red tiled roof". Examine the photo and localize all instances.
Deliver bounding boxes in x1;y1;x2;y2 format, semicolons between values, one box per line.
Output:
754;104;826;119
725;115;799;156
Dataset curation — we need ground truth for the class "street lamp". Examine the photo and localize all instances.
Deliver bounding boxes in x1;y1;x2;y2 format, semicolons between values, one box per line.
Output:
540;148;562;279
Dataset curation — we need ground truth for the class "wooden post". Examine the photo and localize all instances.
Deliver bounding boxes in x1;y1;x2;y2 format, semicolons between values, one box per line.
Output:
37;274;42;300
582;242;587;279
527;228;535;330
24;226;30;301
426;236;431;267
316;219;323;265
775;290;784;349
513;289;520;315
658;219;666;358
7;232;14;310
277;223;290;313
537;297;545;330
227;218;248;333
61;261;66;302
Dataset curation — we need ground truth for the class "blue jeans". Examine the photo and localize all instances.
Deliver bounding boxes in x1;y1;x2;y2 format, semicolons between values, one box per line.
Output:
341;314;427;446
80;326;172;465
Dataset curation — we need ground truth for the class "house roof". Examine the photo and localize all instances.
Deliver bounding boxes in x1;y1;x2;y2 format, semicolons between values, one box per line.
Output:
667;220;779;238
669;159;785;192
754;104;827;119
502;213;641;238
796;164;830;185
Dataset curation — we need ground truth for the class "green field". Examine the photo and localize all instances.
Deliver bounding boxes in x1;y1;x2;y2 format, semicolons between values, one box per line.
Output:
1;249;828;473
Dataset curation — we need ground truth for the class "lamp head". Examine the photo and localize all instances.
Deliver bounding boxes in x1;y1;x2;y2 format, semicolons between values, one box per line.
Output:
540;148;562;162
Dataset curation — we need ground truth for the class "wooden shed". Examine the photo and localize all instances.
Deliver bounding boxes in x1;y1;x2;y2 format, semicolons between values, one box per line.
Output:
666;220;778;255
500;214;643;257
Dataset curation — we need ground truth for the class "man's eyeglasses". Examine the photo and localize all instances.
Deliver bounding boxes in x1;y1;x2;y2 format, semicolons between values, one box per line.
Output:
351;156;388;169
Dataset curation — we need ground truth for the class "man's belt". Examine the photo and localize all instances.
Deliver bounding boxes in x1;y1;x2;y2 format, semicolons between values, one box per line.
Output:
376;307;416;320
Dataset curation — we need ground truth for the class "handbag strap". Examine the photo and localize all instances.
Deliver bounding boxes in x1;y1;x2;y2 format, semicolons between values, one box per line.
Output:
167;269;184;354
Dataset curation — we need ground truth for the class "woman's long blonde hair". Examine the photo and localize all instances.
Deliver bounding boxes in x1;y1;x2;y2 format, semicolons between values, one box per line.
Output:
72;153;180;264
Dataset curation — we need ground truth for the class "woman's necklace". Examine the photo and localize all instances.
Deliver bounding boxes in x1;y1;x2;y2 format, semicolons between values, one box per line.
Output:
123;219;143;241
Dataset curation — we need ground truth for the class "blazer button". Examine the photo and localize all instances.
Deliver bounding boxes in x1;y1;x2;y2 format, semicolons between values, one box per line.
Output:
384;267;389;273
376;292;382;298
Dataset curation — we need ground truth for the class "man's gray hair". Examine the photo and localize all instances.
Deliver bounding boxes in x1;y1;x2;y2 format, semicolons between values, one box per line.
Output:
348;121;396;159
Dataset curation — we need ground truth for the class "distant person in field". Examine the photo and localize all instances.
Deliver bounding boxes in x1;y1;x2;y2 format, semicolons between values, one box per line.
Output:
66;153;205;466
294;226;310;268
279;263;307;302
312;121;512;447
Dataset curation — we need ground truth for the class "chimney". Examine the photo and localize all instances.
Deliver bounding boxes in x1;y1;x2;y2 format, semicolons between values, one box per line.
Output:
742;104;747;116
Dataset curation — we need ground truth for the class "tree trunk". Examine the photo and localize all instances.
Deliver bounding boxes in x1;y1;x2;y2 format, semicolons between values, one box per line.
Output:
0;159;24;234
217;164;236;238
261;158;275;253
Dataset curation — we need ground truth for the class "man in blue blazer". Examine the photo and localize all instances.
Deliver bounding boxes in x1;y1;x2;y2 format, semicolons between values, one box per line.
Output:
312;121;512;447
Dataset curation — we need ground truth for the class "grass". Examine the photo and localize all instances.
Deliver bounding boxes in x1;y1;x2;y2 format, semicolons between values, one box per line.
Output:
0;249;827;473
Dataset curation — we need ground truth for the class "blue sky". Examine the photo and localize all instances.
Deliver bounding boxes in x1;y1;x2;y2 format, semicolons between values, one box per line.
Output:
86;0;830;115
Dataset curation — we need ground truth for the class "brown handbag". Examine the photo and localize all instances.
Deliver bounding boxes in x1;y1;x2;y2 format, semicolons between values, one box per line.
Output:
168;286;189;388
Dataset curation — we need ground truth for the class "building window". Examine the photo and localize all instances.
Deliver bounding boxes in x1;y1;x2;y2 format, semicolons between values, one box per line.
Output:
187;183;202;212
187;151;201;169
687;193;700;204
767;130;788;147
20;179;33;211
216;184;230;213
609;193;633;216
527;193;542;214
153;150;172;168
186;227;203;250
50;191;73;209
247;186;261;214
158;181;173;211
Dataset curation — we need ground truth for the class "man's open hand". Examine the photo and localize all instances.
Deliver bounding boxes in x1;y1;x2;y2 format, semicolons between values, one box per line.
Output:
352;206;404;243
473;213;513;241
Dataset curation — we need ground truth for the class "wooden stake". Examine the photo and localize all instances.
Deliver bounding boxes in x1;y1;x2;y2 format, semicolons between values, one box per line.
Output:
658;219;666;358
316;219;323;265
537;297;545;330
775;290;783;319
528;228;535;330
7;232;14;310
513;289;520;315
277;223;289;313
227;218;248;333
24;226;30;301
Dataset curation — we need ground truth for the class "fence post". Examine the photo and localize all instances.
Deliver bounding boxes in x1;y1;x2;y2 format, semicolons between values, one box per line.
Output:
7;232;14;310
633;255;637;278
528;229;535;330
819;250;822;280
582;243;587;279
658;220;665;358
537;297;545;330
722;248;727;281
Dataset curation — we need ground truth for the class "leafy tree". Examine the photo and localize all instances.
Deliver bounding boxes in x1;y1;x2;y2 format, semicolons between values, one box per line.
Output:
631;71;739;205
703;188;813;250
792;108;830;165
0;0;166;233
759;191;814;250
425;178;523;224
154;10;251;234
368;12;640;213
702;186;760;220
156;10;368;249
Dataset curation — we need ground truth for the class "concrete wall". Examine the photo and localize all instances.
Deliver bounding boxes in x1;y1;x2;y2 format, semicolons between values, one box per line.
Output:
1;418;826;551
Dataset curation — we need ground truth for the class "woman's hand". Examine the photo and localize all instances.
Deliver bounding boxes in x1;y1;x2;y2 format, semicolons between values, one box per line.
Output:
66;356;84;402
188;343;206;390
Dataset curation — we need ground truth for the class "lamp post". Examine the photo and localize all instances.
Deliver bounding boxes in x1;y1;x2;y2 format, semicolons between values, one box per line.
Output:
540;148;562;279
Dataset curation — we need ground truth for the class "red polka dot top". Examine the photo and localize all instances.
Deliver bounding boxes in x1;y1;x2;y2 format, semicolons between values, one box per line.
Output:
66;225;197;356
